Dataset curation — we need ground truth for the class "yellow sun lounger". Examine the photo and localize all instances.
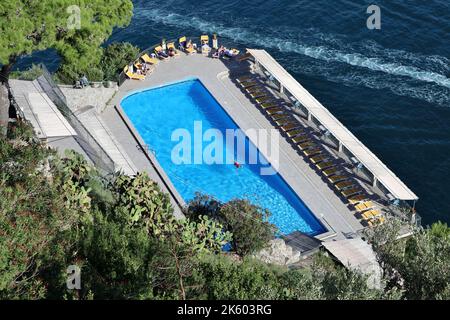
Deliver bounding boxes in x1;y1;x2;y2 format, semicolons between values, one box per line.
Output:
256;96;274;104
348;194;369;204
298;141;315;151
134;62;154;76
365;209;381;217
260;102;279;109
323;167;338;177
200;35;209;44
342;188;362;198
303;148;322;157
246;85;265;93
240;81;258;88
354;201;374;212
154;46;169;60
179;36;196;54
292;135;309;144
363;210;381;221
276;118;295;126
265;105;282;112
287;129;305;138
249;91;268;99
335;180;355;191
271;113;289;121
362;211;376;220
124;65;145;81
328;175;347;184
316;161;334;171
310;155;327;164
266;107;284;115
141;53;159;65
280;123;300;132
167;42;181;56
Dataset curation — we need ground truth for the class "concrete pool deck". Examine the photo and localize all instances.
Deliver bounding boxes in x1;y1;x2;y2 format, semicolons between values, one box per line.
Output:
101;53;365;240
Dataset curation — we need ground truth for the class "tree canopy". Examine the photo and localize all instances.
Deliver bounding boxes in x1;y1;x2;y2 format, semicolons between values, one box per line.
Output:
1;121;448;300
0;0;134;82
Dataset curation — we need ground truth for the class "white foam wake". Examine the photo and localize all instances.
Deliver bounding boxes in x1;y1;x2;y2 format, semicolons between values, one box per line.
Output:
140;8;450;91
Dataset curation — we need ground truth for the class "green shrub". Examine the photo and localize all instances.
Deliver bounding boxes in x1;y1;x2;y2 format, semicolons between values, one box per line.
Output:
187;195;277;257
9;64;44;81
197;254;285;300
101;42;141;82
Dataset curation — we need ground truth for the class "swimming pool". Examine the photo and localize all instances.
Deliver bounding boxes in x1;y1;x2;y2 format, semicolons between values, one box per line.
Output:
121;79;326;236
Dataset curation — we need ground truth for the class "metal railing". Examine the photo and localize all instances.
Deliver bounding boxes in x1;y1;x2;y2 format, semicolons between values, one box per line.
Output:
37;64;115;173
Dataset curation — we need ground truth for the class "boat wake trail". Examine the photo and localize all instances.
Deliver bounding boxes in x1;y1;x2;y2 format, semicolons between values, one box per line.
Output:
140;7;450;105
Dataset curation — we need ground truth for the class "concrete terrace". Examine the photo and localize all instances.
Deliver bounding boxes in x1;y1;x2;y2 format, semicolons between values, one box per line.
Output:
103;53;365;240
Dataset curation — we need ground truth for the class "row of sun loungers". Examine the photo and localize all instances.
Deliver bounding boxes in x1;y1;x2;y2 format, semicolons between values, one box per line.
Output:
124;34;226;80
236;73;386;228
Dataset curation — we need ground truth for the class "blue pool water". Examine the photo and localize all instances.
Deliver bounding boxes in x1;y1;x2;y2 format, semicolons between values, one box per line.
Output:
121;79;326;236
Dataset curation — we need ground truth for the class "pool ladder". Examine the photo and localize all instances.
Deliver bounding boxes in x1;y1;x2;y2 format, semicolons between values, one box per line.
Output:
139;144;156;156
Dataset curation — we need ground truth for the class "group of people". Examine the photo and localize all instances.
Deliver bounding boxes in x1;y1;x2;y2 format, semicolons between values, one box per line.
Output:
133;62;152;75
212;45;238;58
154;46;178;59
178;35;239;59
74;74;89;89
179;38;197;53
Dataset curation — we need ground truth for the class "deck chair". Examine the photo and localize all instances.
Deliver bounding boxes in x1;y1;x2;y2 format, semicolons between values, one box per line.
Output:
266;107;284;115
250;91;269;99
246;87;266;95
341;188;362;198
298;142;315;151
256;96;275;104
200;35;210;55
348;194;369;204
280;123;300;132
328;175;347;184
310;154;327;164
362;211;376;220
167;42;181;57
240;81;258;88
271;113;289;121
154;46;169;60
260;102;279;109
124;65;145;81
335;180;355;191
354;201;374;212
316;161;334;171
323;167;338;177
246;85;264;92
276;118;295;126
292;135;309;144
287;129;305;138
265;105;282;112
141;53;159;65
200;35;209;45
237;75;253;83
364;209;381;218
303;148;322;157
179;36;196;54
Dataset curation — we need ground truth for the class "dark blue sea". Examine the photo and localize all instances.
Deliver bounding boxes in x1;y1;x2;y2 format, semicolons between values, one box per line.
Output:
17;0;450;226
